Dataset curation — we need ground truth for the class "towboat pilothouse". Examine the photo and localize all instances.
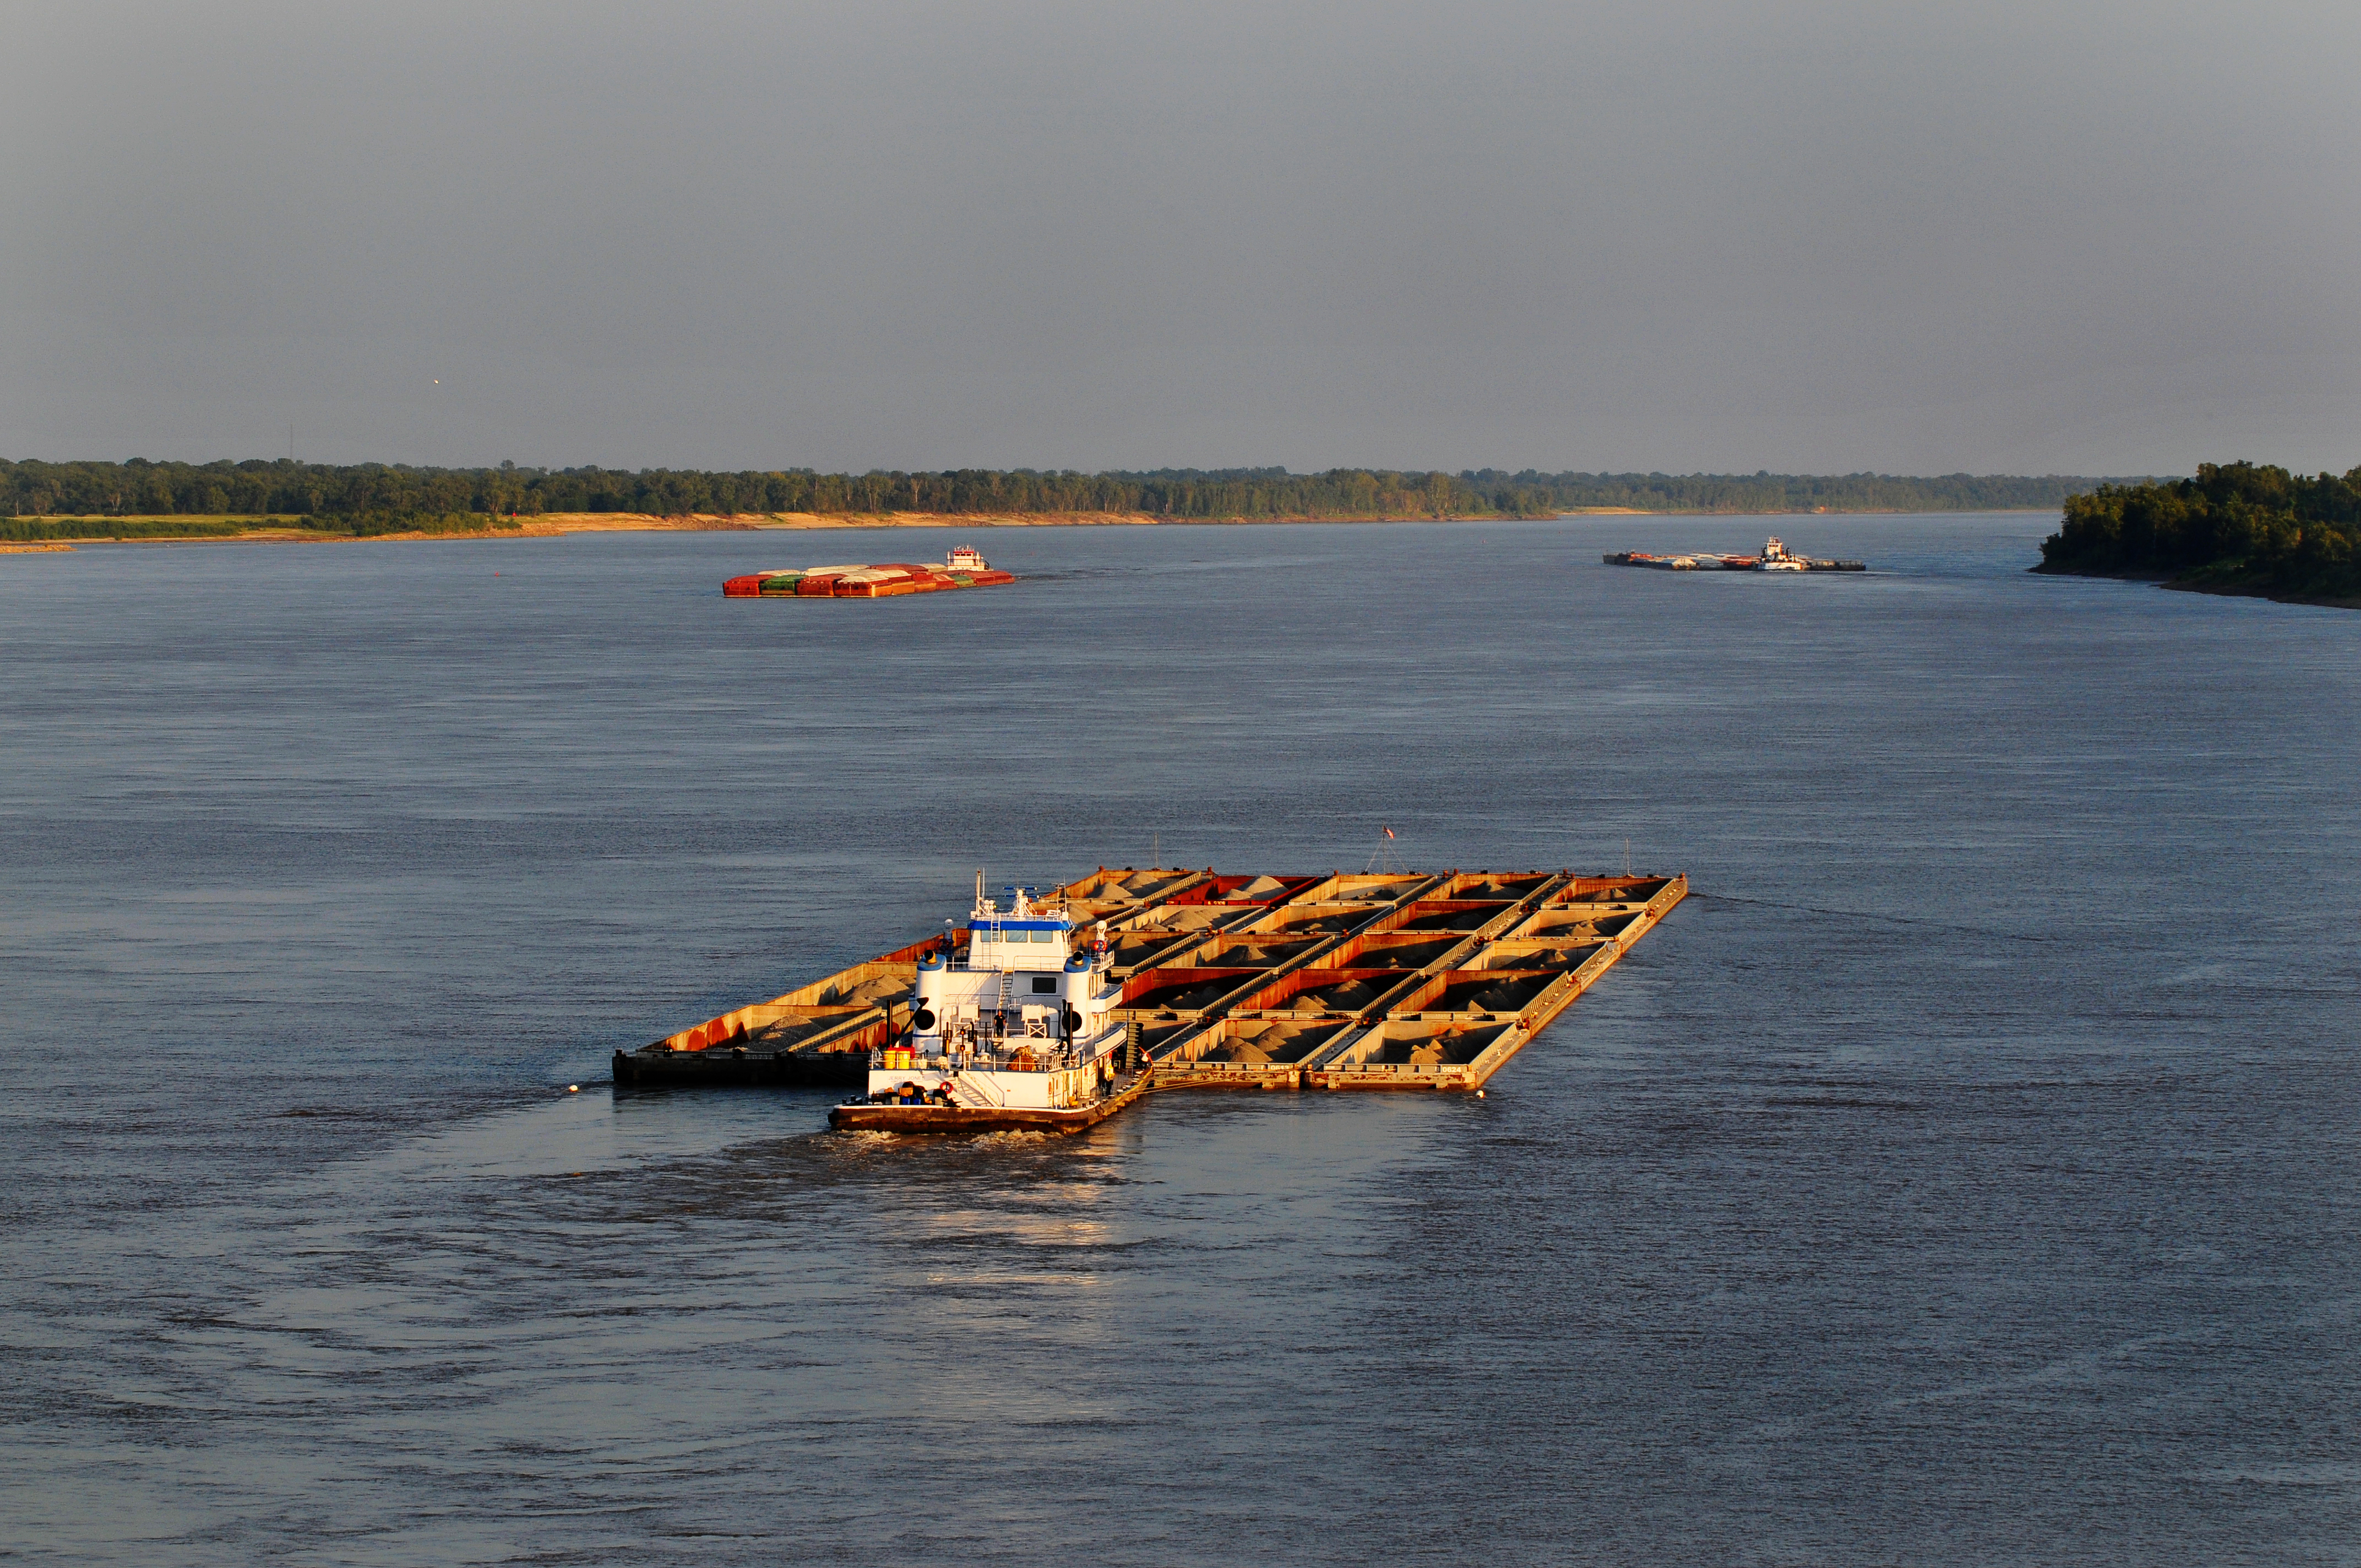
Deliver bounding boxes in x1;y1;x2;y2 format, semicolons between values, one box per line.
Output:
829;880;1146;1133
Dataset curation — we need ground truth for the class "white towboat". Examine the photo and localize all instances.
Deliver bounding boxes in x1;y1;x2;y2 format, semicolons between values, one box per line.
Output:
830;880;1143;1133
945;544;989;571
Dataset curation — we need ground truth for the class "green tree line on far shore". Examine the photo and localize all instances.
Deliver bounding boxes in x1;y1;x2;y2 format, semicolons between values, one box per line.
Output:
1;459;2135;541
0;511;521;543
2040;462;2361;600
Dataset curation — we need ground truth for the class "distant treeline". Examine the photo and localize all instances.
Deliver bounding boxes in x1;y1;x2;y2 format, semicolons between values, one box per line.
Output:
2040;462;2361;601
0;511;519;543
1;458;2127;539
1459;469;2110;515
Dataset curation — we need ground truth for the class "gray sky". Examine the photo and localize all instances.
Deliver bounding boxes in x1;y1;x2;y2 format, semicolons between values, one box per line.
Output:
7;1;2357;475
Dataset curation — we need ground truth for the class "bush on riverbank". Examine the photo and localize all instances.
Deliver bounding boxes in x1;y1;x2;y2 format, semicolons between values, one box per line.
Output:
1;516;252;541
2039;462;2361;601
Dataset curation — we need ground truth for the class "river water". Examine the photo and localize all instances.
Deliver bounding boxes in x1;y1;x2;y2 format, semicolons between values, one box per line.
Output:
3;515;2356;1564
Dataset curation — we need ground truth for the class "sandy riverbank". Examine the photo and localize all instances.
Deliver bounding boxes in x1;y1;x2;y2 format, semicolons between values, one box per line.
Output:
517;510;1169;533
13;502;2014;548
515;509;1563;532
17;510;1511;544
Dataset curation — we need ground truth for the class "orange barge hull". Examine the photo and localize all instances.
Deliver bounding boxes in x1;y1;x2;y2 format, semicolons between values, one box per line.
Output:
724;566;1016;597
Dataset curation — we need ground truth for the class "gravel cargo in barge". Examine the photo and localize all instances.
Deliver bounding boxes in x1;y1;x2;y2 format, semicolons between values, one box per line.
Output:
724;545;1015;598
613;863;1687;1134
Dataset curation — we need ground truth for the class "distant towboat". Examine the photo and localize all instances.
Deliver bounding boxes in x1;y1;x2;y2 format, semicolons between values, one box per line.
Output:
1604;535;1865;573
725;546;1015;598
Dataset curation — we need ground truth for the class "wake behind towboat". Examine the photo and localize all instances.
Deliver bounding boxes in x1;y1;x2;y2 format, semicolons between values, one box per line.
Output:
1604;535;1865;572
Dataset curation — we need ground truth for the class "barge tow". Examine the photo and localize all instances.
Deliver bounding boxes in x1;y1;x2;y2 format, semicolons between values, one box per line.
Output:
612;863;1689;1135
1604;534;1865;572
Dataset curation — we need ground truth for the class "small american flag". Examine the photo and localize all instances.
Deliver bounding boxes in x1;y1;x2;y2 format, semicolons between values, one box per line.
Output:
1382;826;1395;839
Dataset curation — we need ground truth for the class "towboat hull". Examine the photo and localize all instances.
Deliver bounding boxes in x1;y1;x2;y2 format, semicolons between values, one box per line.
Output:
829;1072;1152;1134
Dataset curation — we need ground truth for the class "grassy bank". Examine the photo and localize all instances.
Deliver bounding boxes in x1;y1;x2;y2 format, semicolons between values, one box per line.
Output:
2;513;525;543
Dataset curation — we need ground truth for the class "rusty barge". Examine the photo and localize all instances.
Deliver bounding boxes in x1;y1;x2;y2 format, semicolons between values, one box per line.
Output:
611;864;1687;1133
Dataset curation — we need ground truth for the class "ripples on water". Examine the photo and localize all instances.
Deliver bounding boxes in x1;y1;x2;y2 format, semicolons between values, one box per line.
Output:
3;516;2356;1563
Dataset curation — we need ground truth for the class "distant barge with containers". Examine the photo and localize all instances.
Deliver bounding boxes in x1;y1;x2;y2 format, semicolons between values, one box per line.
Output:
725;545;1015;598
612;864;1687;1134
1606;535;1865;572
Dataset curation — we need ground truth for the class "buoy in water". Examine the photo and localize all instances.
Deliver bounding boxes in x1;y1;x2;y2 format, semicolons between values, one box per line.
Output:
567;1085;580;1093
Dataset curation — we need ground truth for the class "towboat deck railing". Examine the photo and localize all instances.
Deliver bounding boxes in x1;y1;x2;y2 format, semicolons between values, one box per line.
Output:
951;1070;1008;1107
868;1042;1097;1075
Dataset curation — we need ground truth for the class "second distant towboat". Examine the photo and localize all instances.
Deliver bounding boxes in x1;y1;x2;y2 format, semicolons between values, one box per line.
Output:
1604;535;1865;572
725;546;1015;598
